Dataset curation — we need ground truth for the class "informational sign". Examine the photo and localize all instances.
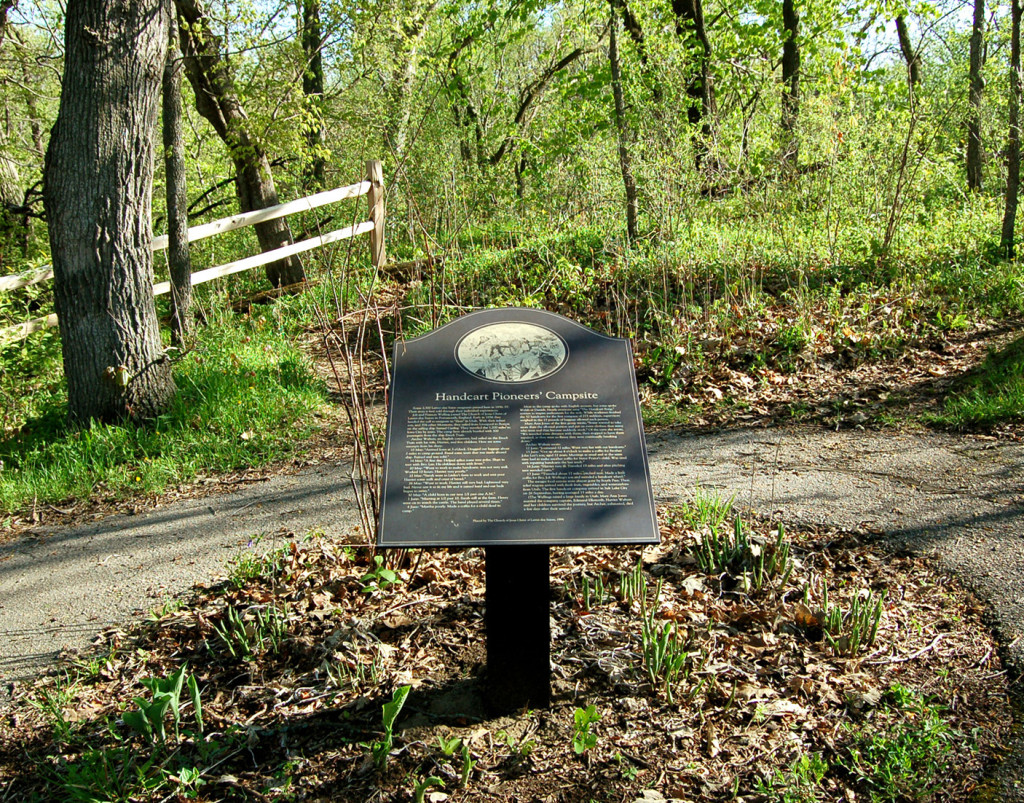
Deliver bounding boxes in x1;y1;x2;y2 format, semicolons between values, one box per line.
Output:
377;308;659;547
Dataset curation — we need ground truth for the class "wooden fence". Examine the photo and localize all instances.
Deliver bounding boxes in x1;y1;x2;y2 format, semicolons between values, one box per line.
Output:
0;159;385;346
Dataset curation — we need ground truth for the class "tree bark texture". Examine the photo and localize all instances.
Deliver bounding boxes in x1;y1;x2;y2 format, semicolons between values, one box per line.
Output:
1003;0;1022;259
967;0;986;192
780;0;800;168
383;0;437;166
671;0;718;174
609;8;638;243
175;0;304;287
163;2;193;342
44;0;176;423
609;0;661;103
301;0;326;191
0;0;15;46
895;15;922;95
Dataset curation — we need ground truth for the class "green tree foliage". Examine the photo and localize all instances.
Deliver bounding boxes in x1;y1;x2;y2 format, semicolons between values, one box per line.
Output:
0;0;1015;271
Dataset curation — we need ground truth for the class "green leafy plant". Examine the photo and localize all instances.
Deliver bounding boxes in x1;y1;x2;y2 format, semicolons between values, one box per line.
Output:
839;688;956;801
171;766;206;798
803;580;886;657
211;603;288;660
695;517;794;594
52;745;162;802
581;571;610;610
226;544;288;590
413;775;444;803
435;736;476;787
614;751;640;781
757;752;829;802
360;554;399;594
324;647;384;690
436;734;462;756
641;580;693;704
618;555;645;607
122;665;202;744
26;671;79;743
366;685;411;771
671;489;734;531
496;727;536;757
572;704;601;754
460;743;477;787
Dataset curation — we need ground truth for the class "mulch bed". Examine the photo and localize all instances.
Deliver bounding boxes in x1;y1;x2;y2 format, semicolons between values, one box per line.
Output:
0;509;1013;802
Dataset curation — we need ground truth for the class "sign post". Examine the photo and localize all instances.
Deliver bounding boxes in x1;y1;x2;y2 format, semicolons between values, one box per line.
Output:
377;308;659;712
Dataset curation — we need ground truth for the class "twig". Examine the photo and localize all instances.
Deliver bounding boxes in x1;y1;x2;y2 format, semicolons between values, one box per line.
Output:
866;634;945;665
381;596;444;619
227;499;262;515
220;476;267;486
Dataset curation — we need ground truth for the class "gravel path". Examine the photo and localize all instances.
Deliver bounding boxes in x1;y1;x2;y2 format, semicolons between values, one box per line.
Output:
1;424;1022;795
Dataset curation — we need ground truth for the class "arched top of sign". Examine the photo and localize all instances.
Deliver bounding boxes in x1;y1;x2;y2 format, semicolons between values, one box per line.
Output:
456;321;568;383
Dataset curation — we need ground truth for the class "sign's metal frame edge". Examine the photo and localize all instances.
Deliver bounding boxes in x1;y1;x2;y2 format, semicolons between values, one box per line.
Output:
375;308;660;549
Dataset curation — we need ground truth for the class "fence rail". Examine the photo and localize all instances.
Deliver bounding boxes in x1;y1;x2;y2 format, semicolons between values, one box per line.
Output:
0;161;385;346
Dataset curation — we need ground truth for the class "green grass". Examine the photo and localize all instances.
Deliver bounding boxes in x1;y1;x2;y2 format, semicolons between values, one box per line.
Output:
758;685;958;803
0;185;1019;523
0;313;329;516
839;686;957;803
0;326;64;436
931;336;1024;429
641;395;697;428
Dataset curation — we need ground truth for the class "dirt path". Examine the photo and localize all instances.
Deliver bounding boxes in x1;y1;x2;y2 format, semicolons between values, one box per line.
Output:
2;424;1022;795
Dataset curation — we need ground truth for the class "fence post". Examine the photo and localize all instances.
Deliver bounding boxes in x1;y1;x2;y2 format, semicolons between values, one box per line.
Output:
367;159;385;272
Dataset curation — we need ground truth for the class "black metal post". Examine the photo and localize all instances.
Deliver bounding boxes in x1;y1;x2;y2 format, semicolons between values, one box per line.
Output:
484;545;551;713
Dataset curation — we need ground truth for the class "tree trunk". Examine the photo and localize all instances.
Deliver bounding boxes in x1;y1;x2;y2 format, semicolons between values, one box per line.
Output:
163;1;193;342
895;15;922;96
174;0;304;288
780;0;800;168
385;51;419;163
44;0;176;424
0;0;15;46
384;1;438;165
671;0;718;175
301;0;326;191
967;0;986;192
1003;0;1022;259
609;0;661;104
609;7;638;243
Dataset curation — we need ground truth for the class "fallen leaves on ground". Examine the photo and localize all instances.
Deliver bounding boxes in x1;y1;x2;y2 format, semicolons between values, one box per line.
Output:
0;510;1012;802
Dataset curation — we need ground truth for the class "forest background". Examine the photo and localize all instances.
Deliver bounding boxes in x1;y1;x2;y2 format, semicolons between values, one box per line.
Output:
0;0;1022;518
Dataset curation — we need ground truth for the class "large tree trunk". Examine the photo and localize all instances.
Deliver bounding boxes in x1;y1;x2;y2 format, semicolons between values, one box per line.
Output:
163;0;193;341
174;0;304;288
967;0;986;192
780;0;800;168
1003;0;1022;259
44;0;176;424
671;0;718;175
301;0;326;191
609;6;638;243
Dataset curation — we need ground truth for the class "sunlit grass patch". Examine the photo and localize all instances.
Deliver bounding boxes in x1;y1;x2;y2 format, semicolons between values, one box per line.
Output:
0;316;329;514
931;336;1024;429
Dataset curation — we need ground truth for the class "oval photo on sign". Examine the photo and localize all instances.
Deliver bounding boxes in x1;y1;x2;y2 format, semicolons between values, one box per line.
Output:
455;322;568;383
